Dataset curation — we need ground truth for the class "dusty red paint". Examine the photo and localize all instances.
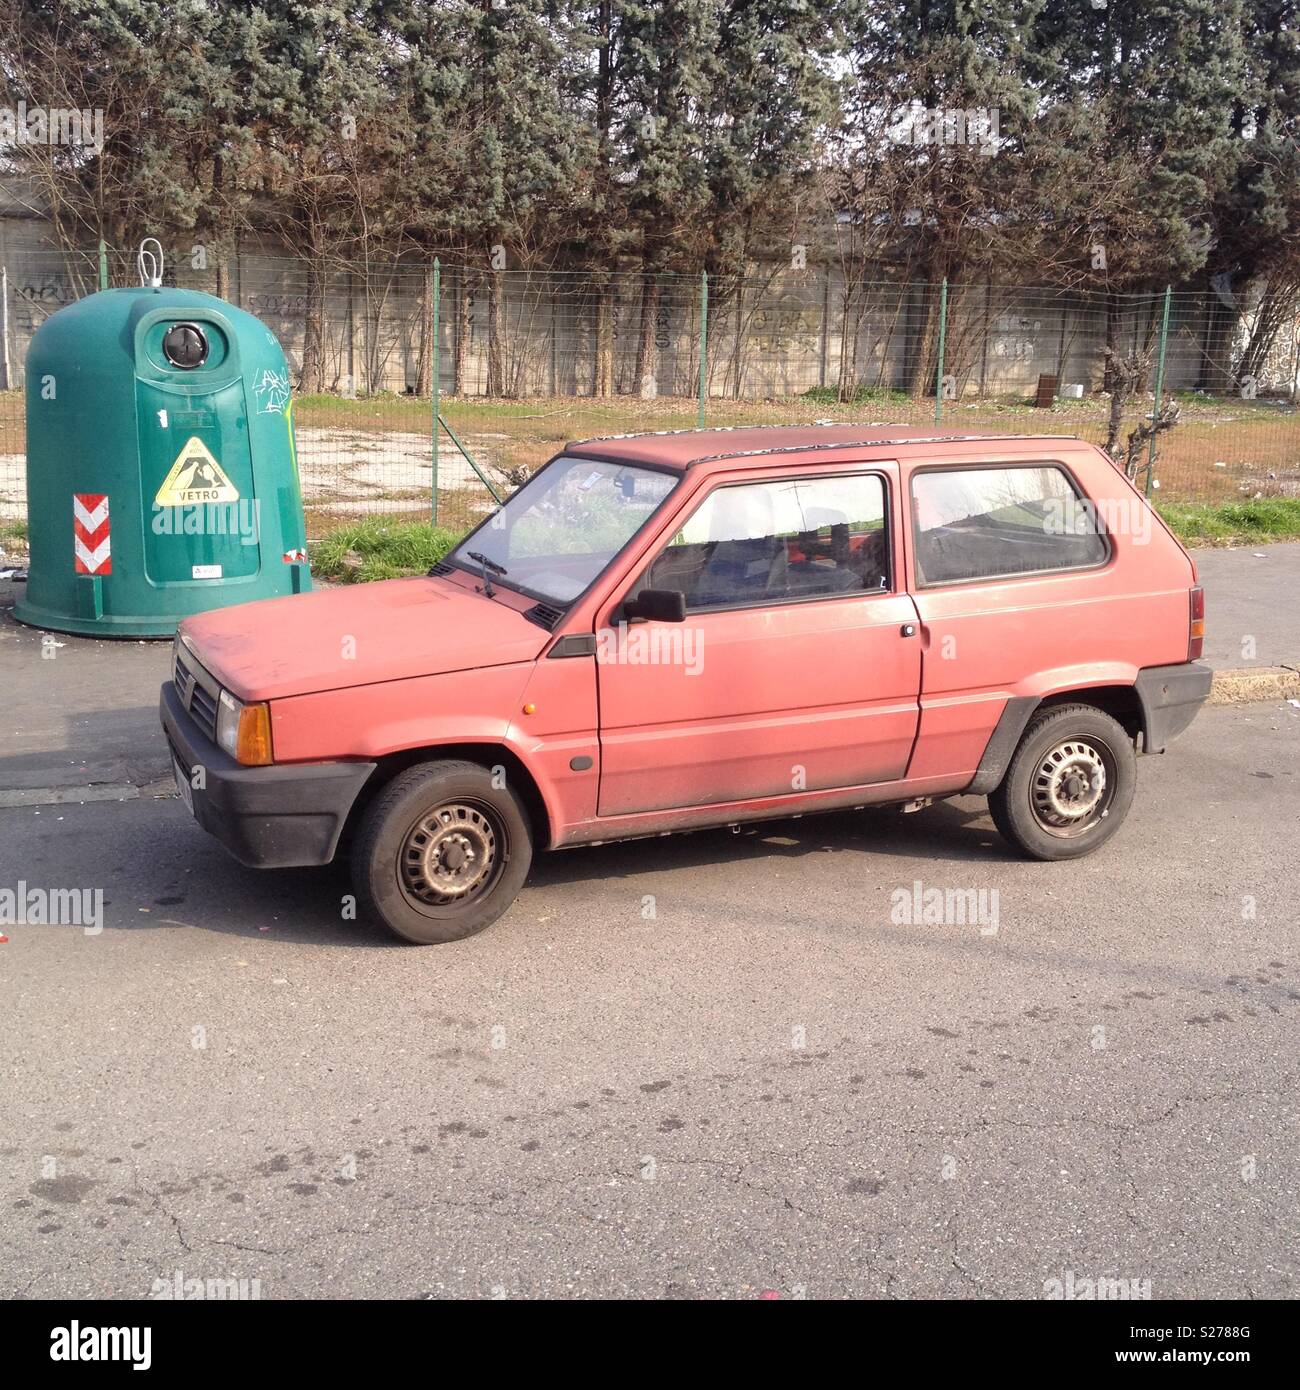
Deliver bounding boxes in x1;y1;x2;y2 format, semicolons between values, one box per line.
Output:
176;426;1200;850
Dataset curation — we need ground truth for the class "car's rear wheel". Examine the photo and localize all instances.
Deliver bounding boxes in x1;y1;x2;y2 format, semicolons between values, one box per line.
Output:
988;704;1136;861
351;760;533;943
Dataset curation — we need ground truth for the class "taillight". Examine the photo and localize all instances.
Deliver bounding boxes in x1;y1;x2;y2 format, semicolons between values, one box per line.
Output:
1189;585;1205;660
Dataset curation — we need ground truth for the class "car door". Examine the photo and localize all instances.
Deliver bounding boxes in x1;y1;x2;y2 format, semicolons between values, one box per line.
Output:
903;457;1116;782
594;465;923;817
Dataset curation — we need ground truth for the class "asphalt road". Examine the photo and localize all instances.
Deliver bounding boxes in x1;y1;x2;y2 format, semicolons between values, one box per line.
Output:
2;700;1297;1300
1193;541;1300;670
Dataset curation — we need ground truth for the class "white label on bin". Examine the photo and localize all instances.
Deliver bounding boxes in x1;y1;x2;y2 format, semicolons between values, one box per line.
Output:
191;564;222;580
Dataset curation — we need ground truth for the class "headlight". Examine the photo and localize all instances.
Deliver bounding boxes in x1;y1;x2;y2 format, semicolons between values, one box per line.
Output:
216;689;273;766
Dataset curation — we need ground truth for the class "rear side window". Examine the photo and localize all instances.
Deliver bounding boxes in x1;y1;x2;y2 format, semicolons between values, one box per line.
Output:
911;465;1107;585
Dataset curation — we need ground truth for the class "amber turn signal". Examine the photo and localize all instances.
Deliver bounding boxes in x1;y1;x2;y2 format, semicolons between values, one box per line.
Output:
235;701;274;766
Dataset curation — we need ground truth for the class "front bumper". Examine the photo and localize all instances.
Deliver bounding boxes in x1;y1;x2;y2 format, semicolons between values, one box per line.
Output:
1134;661;1213;753
160;681;376;868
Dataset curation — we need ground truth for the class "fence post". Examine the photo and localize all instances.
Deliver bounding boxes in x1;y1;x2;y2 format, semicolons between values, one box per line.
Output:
1;265;10;391
98;239;108;291
431;257;440;525
698;270;708;427
1145;285;1172;498
934;277;948;425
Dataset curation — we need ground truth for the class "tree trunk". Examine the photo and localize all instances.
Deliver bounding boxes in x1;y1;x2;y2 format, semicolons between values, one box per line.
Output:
486;256;506;397
1199;297;1238;393
414;262;434;397
594;276;614;397
837;284;860;401
635;272;659;397
1234;278;1292;386
210;155;228;301
1103;293;1124;394
300;238;326;395
905;284;939;397
453;268;471;396
731;280;745;398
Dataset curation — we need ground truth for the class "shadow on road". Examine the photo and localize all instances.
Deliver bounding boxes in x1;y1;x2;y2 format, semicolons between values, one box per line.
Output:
17;789;1021;949
527;796;1019;891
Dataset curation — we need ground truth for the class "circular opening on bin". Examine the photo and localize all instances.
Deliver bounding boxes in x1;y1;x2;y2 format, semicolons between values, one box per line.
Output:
162;322;209;369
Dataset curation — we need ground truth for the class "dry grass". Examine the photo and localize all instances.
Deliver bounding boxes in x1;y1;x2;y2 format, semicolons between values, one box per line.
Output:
303;389;1300;504
2;389;1296;537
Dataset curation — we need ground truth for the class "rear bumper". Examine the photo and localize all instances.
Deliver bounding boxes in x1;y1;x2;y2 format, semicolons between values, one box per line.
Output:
159;681;376;868
1134;661;1213;753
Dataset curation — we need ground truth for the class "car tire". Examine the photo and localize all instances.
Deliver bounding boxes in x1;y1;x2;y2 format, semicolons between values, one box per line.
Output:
988;704;1136;861
351;760;533;944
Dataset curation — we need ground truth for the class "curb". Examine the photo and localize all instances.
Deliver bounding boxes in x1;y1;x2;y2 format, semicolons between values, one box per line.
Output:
1208;665;1300;706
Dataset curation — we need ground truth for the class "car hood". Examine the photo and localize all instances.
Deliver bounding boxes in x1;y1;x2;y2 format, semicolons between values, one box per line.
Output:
180;575;549;701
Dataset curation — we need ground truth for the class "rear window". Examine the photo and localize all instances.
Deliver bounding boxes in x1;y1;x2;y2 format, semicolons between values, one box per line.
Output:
911;465;1107;585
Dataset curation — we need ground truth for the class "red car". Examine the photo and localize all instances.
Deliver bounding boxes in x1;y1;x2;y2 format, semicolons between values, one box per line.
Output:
161;425;1210;943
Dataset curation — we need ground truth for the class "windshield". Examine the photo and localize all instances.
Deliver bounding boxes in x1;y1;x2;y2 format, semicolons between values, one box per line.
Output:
450;456;679;604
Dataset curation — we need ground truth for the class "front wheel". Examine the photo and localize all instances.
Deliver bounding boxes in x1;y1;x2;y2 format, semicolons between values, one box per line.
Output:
988;704;1136;861
351;760;533;943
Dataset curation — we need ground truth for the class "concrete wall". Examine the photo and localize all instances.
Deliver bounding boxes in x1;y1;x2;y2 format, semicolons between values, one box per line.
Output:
0;215;1283;400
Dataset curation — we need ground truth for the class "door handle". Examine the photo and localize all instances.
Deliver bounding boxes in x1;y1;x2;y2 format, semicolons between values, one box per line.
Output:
900;623;917;637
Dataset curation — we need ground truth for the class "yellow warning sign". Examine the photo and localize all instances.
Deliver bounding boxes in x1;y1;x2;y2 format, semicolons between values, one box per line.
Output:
154;437;239;506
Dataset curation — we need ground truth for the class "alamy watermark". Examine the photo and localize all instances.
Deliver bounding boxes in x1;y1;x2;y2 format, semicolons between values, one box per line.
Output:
1044;1270;1152;1300
890;878;1000;935
596;622;704;676
151;500;260;544
0;882;103;935
1042;495;1152;546
890;104;1000;157
150;1269;262;1300
49;1323;150;1370
1;102;104;154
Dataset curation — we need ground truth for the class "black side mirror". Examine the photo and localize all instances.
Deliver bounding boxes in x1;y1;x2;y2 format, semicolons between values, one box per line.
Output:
623;587;686;623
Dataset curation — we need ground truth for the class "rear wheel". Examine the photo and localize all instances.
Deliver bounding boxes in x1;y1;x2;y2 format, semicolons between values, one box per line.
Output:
988;704;1136;861
351;760;533;943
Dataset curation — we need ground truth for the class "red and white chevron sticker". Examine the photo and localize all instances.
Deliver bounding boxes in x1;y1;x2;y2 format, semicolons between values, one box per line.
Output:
73;493;111;575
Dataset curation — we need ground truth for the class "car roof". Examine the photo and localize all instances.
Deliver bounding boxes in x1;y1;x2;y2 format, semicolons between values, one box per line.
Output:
564;422;1083;470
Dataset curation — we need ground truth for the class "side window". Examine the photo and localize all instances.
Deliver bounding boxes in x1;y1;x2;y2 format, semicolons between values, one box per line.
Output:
911;465;1107;585
641;473;890;611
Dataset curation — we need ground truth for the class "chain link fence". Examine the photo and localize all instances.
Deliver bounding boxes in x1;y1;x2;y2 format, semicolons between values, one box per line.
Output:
2;245;1297;544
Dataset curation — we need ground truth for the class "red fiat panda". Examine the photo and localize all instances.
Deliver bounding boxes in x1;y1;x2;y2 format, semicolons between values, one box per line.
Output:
161;425;1210;943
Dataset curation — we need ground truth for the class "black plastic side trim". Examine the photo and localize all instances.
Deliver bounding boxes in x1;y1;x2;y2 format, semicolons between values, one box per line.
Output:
549;633;597;658
967;696;1039;795
1133;661;1213;753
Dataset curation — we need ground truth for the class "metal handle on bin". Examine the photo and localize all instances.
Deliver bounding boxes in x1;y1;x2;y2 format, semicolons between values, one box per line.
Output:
138;238;164;288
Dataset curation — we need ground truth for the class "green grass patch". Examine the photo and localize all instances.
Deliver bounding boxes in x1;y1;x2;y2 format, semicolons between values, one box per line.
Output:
312;518;462;583
1158;497;1300;545
802;384;911;406
0;517;28;544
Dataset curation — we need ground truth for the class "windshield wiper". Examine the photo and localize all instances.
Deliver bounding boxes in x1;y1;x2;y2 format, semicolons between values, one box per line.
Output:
466;550;507;598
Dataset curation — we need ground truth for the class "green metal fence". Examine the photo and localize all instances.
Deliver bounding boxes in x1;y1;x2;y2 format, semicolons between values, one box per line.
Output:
1;246;1297;548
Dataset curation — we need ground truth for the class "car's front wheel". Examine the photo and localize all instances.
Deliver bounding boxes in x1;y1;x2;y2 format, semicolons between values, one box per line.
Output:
988;704;1136;861
351;760;533;943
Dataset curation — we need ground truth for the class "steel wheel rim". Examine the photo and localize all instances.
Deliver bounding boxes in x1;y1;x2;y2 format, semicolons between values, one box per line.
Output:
1030;737;1114;838
399;800;506;912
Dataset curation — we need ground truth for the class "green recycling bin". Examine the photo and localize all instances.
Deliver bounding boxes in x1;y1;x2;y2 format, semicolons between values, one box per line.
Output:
14;281;311;638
